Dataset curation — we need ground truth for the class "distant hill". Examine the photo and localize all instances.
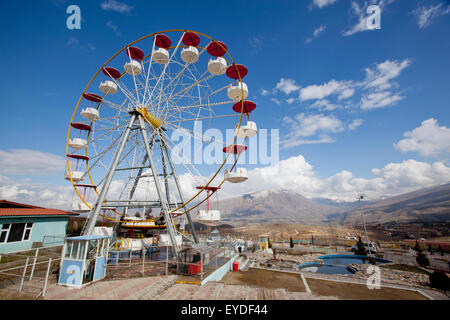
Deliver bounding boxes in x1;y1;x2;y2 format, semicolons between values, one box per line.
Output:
335;183;450;225
205;183;450;226
209;190;342;225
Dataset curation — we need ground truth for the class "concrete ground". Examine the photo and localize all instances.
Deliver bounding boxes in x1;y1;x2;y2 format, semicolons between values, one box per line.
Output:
1;265;447;300
36;268;447;300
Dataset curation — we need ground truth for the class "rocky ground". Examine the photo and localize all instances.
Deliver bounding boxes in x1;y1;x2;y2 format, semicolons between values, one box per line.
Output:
352;263;431;288
245;251;323;270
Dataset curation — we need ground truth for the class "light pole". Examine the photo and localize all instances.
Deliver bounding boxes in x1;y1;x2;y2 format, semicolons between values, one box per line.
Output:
357;193;371;256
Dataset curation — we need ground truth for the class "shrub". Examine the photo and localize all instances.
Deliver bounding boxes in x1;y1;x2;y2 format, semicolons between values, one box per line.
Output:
416;252;430;267
367;256;377;265
429;271;450;291
413;240;424;253
355;235;367;256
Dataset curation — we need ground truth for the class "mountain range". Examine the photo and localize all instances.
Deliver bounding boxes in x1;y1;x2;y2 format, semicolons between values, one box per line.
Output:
205;183;450;226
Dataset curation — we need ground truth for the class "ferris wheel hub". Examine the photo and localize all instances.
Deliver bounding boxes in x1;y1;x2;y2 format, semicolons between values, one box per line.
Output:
137;107;162;129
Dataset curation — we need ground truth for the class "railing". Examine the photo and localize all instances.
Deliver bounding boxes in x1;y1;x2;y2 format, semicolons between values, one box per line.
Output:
0;247;62;298
176;247;235;282
105;244;175;280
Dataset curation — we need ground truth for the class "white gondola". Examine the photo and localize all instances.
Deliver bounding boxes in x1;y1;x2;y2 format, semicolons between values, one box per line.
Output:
236;121;258;138
208;57;227;75
80;107;100;121
64;171;85;182
180;46;199;64
99;80;118;95
227;82;248;100
152;48;170;64
71;199;91;212
197;210;221;222
124;60;142;75
158;233;182;247
69;138;87;150
224;168;248;183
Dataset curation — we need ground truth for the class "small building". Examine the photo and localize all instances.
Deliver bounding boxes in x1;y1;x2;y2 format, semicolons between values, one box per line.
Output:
258;234;269;250
0;200;78;254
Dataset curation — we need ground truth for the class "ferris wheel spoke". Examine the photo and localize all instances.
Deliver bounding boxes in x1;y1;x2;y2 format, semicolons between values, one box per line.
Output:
164;81;234;121
142;32;185;109
150;49;207;117
166;113;239;124
141;37;157;105
162;100;236;120
163;121;227;148
154;46;207;109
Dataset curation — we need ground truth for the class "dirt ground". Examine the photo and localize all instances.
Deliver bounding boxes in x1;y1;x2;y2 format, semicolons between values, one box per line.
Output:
305;277;429;300
221;268;306;292
0;288;36;300
234;223;357;241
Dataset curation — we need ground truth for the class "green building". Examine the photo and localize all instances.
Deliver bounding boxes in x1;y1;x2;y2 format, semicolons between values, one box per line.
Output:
0;200;78;254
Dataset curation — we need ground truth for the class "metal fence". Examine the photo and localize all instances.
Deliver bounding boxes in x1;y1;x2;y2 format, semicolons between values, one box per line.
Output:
176;246;235;282
105;244;176;280
0;246;62;298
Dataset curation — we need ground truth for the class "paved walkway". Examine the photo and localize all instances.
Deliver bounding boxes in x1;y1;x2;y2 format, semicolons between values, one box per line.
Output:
42;277;337;300
43;275;177;300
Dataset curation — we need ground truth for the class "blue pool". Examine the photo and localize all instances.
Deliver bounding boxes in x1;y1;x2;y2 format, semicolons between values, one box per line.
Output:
297;255;391;275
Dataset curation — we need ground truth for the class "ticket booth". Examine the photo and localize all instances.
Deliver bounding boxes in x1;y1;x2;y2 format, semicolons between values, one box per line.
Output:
259;234;269;250
58;235;110;288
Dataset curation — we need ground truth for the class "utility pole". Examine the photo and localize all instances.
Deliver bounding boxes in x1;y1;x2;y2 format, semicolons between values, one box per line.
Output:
357;193;371;256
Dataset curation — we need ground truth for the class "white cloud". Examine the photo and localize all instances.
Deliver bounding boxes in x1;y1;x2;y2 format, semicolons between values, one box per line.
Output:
371;159;450;190
100;0;134;14
275;78;301;95
249;35;264;49
360;91;404;110
394;118;450;157
271;98;281;105
411;2;450;29
282;113;344;148
286;98;296;104
0;149;66;175
0;174;73;210
309;99;343;111
220;155;450;202
66;36;80;48
348;119;364;130
106;20;121;36
299;79;354;101
311;0;338;9
260;88;270;96
305;25;327;44
362;59;411;91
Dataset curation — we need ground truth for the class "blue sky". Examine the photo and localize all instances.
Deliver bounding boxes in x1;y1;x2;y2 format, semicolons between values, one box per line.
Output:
0;0;449;208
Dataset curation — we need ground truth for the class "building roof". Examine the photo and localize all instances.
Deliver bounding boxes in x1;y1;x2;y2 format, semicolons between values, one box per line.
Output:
0;200;78;217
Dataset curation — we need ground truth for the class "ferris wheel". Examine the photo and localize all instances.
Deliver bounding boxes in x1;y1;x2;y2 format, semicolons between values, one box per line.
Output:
64;30;257;255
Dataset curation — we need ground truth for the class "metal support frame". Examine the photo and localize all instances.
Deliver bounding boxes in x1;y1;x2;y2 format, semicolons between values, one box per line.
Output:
82;111;204;261
162;142;199;244
137;115;180;259
84;113;137;235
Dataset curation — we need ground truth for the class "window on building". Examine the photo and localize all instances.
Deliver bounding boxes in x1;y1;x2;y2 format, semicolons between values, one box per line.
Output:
0;223;34;243
0;224;10;243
